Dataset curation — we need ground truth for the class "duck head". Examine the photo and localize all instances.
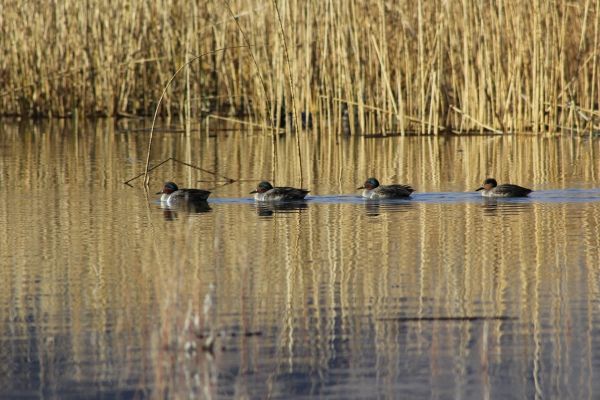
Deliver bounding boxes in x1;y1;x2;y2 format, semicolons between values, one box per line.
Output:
157;181;179;195
476;178;498;192
250;181;274;194
357;177;380;190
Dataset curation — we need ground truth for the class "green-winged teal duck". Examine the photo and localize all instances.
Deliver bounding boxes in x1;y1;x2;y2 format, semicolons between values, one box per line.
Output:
250;181;310;201
156;182;211;205
475;178;532;197
357;177;414;199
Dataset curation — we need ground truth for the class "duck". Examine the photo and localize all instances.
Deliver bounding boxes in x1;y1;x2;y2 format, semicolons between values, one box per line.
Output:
357;177;414;199
250;181;310;201
156;181;211;205
475;178;532;197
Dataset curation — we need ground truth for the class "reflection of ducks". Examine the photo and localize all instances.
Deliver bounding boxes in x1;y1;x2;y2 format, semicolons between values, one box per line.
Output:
156;182;212;205
162;209;176;221
475;178;532;197
250;181;310;201
179;201;212;213
357;177;414;199
253;201;308;217
363;199;413;217
364;201;381;217
481;198;533;216
159;201;212;220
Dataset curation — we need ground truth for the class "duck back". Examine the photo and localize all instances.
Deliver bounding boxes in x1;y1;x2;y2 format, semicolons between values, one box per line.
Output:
366;184;413;199
168;189;211;204
487;184;532;198
256;187;310;201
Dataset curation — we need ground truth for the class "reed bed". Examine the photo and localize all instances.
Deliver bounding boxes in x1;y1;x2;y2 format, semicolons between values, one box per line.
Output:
2;0;600;134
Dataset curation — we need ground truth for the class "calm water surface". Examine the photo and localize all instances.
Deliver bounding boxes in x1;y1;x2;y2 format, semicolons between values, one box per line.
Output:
1;120;600;399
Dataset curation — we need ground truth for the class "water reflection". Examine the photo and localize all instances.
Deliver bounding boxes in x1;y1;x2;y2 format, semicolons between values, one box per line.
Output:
252;201;309;217
2;120;600;399
362;199;413;217
158;201;212;220
479;198;533;216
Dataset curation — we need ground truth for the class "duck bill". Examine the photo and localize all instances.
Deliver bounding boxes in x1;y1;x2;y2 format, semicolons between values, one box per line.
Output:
475;186;484;191
356;186;365;190
249;190;258;194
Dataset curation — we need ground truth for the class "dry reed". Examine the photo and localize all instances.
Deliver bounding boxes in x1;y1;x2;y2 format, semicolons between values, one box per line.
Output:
2;0;600;136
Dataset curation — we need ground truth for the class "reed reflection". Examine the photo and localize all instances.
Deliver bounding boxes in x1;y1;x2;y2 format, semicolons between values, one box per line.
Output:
252;201;309;217
362;199;413;217
2;121;600;399
479;198;533;217
159;201;212;220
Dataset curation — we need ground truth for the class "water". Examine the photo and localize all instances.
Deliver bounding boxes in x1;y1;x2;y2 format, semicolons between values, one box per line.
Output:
1;119;600;399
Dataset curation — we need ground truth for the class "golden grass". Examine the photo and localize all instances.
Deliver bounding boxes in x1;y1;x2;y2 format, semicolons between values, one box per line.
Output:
2;0;600;134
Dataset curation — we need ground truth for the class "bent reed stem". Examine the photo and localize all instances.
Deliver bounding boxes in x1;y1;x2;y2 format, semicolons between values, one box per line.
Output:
221;0;278;182
143;46;247;187
271;0;303;186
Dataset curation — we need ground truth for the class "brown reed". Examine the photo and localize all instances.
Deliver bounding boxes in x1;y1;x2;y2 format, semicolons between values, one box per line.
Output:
141;47;246;186
1;0;599;135
221;0;280;184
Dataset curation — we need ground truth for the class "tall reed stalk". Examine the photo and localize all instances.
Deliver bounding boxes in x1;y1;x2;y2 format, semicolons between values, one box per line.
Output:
2;0;599;135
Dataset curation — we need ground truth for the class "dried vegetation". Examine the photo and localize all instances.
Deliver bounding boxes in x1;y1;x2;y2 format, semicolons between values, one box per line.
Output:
2;0;600;134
